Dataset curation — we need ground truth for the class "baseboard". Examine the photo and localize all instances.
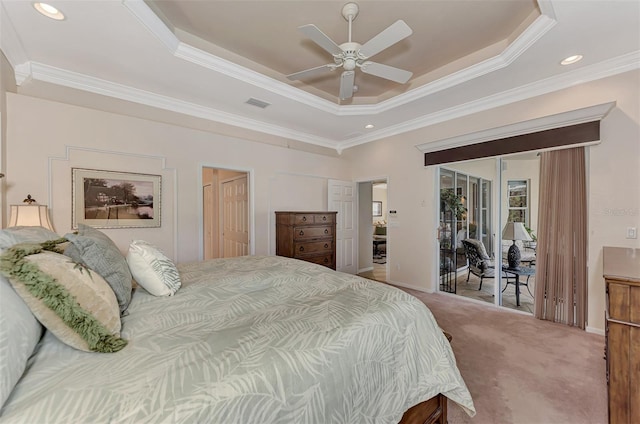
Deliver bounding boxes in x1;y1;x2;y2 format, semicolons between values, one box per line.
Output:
358;266;374;273
586;326;605;336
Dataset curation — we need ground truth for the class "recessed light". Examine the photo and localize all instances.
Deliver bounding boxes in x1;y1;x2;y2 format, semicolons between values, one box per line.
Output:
561;55;583;65
364;124;375;129
33;2;65;20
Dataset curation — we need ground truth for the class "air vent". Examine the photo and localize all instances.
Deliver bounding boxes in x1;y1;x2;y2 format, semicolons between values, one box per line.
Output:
245;98;270;109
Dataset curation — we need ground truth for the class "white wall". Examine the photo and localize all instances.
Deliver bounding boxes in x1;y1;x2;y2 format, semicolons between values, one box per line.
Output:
4;93;351;263
343;70;640;333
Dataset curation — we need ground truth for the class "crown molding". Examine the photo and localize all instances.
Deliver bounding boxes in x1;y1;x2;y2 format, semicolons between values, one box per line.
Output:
349;11;557;116
415;101;615;154
123;0;342;115
123;0;555;116
339;50;640;150
26;62;339;149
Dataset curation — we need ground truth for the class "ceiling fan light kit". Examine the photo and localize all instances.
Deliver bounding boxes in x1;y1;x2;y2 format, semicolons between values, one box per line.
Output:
287;2;413;101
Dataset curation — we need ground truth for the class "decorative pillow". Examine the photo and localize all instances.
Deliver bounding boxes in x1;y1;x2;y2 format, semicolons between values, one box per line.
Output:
126;240;181;296
0;275;43;409
0;243;126;353
64;224;132;314
0;226;60;250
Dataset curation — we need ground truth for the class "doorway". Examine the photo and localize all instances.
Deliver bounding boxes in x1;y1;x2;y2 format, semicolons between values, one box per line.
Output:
356;179;388;282
202;167;251;260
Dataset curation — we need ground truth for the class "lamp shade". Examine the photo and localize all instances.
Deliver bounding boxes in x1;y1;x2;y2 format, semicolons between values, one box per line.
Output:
8;204;55;231
501;222;532;241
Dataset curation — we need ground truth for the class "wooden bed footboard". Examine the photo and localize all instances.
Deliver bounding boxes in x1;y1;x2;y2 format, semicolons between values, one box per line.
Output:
399;393;447;424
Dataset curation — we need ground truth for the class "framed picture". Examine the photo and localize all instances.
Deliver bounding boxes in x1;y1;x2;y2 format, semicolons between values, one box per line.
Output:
72;168;161;229
372;201;382;217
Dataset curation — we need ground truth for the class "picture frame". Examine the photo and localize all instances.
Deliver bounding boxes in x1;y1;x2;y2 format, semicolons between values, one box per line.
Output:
72;168;161;229
372;201;382;217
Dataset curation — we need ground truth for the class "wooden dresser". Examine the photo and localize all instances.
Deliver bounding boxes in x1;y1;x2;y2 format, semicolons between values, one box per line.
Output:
604;246;640;424
275;211;337;270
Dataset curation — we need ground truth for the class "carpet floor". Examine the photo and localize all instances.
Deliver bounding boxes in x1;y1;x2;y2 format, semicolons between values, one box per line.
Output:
398;289;607;424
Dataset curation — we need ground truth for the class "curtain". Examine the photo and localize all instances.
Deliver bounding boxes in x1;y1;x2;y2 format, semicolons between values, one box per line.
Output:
534;147;587;328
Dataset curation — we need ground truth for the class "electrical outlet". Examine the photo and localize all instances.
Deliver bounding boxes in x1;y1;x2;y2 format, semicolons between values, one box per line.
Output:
627;227;637;239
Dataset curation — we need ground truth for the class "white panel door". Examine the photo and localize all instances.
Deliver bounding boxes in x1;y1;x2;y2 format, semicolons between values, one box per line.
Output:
222;176;249;257
328;179;357;274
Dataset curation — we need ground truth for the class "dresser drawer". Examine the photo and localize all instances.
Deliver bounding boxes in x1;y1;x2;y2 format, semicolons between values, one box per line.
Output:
294;225;333;240
294;240;333;255
292;213;335;225
303;254;334;268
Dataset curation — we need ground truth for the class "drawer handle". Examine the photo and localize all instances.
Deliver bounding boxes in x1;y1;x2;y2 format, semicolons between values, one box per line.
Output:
302;216;307;222
324;229;329;234
322;216;327;221
299;230;304;236
299;246;305;252
324;243;329;249
324;257;329;263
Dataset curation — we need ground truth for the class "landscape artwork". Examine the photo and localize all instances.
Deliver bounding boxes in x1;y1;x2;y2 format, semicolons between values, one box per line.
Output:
72;168;161;229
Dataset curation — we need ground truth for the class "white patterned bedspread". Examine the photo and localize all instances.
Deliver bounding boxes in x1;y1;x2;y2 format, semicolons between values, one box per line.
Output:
1;255;474;423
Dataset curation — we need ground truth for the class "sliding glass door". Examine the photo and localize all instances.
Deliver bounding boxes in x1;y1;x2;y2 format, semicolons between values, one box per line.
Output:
438;167;492;295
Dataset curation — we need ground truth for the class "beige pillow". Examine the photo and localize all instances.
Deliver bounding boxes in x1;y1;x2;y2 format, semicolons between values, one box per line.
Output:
0;245;126;353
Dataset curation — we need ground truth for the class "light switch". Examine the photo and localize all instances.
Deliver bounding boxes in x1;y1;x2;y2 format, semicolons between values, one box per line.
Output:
627;227;637;239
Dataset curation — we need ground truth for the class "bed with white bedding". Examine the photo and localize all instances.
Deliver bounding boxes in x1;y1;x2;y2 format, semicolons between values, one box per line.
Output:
0;229;474;423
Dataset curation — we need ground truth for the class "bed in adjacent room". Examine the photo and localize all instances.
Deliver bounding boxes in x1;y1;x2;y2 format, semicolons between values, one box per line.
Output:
0;226;474;423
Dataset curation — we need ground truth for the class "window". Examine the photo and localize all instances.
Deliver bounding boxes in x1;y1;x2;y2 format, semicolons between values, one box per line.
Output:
507;180;529;225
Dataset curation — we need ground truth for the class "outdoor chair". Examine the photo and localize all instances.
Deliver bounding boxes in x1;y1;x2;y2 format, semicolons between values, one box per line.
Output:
461;239;513;290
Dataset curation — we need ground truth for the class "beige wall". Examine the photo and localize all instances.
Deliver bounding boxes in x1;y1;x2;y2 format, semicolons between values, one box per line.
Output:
343;70;640;333
4;65;638;333
4;93;350;262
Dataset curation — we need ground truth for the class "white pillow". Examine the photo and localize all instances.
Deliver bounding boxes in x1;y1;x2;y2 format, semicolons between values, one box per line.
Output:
126;240;181;296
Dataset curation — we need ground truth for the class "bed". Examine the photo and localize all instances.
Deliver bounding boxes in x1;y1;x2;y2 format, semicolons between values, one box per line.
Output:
0;227;475;423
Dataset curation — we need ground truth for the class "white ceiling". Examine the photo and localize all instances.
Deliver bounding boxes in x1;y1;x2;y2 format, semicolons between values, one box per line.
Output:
1;0;639;153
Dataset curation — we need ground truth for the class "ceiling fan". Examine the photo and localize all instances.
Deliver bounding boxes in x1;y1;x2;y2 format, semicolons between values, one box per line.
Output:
287;2;413;100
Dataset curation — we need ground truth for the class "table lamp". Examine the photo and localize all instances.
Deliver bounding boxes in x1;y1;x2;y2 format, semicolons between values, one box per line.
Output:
502;221;532;269
8;194;55;231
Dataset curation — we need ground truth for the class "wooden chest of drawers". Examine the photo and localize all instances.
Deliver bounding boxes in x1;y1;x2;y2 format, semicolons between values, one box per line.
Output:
275;211;337;270
604;246;640;424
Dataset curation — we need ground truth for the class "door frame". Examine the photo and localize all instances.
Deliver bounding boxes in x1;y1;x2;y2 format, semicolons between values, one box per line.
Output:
356;175;390;282
198;164;255;260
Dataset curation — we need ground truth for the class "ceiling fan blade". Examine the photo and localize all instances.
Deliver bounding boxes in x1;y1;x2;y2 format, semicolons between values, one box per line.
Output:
359;20;412;59
298;24;343;56
339;71;355;100
360;61;413;84
287;64;334;81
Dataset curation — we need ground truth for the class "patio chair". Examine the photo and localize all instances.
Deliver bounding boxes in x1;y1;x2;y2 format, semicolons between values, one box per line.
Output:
461;239;513;290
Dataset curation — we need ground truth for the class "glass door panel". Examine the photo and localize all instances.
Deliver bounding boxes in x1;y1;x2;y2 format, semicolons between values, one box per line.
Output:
439;169;456;293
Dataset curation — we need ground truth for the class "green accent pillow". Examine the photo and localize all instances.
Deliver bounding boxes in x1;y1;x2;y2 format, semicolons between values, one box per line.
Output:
0;242;127;353
64;224;132;314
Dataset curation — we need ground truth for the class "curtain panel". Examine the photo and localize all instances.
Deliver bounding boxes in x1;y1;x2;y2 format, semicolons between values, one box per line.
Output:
534;147;588;328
